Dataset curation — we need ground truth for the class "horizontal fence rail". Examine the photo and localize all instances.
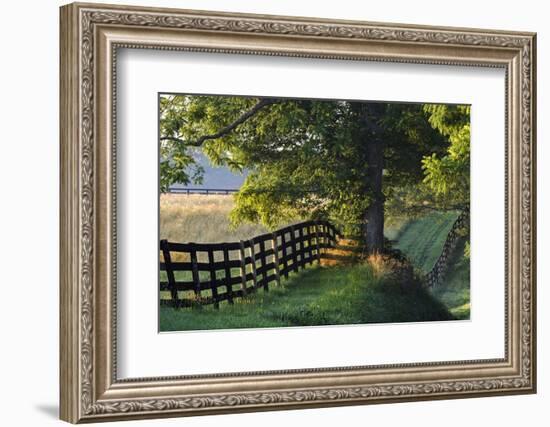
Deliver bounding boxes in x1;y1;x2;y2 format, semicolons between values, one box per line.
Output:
425;211;469;288
166;187;239;195
160;220;340;308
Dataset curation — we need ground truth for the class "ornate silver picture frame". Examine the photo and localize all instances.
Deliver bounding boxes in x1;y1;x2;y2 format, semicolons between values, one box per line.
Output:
60;2;536;423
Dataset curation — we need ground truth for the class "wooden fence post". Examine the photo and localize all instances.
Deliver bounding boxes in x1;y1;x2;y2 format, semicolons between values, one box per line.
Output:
238;240;248;296
298;225;305;270
207;248;219;309
160;240;178;308
249;239;258;289
425;211;467;288
314;220;321;263
222;245;234;304
290;225;298;273
328;223;335;246
189;246;201;301
272;232;281;287
259;239;268;292
281;231;289;279
306;224;313;265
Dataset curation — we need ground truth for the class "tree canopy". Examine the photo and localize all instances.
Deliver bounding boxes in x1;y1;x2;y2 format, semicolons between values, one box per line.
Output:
159;94;469;252
422;104;470;209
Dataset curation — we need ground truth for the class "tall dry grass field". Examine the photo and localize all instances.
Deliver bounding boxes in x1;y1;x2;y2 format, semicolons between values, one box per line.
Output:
160;193;269;245
160;193;275;285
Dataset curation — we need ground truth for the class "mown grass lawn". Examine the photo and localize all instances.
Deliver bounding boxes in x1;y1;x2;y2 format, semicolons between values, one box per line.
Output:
159;263;452;332
392;211;459;272
390;211;470;320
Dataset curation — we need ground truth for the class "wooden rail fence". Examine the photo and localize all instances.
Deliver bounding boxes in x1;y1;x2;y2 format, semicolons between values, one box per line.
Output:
425;211;469;287
167;187;238;195
160;220;340;308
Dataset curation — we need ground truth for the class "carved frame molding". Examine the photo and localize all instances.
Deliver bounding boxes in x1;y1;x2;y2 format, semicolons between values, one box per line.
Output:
60;2;536;423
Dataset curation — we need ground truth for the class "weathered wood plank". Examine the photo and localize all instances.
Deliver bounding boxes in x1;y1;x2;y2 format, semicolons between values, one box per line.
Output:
238;240;248;296
314;220;322;263
207;248;219;309
259;239;268;292
222;245;234;304
272;232;281;287
249;239;258;289
281;231;289;279
160;239;178;308
307;224;314;265
298;225;306;270
290;225;298;273
190;247;201;300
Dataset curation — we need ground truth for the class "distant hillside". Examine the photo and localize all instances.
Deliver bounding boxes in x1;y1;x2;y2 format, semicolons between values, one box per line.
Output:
170;151;247;190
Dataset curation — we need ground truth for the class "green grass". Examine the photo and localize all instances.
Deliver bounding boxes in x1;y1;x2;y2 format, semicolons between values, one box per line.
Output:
384;216;411;241
159;263;453;332
392;211;459;272
388;211;470;320
159;202;470;331
431;237;470;320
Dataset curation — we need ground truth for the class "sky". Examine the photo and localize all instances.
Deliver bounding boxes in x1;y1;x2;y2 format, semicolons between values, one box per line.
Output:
169;150;247;190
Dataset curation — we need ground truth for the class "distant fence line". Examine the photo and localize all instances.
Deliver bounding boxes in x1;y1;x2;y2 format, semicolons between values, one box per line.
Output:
425;211;469;288
160;220;340;308
167;187;238;195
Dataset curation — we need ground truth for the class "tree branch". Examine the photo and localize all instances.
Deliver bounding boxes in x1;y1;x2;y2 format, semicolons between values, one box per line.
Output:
160;135;186;144
160;98;279;147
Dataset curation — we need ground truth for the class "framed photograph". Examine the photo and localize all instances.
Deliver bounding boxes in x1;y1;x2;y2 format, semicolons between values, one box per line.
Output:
60;2;537;423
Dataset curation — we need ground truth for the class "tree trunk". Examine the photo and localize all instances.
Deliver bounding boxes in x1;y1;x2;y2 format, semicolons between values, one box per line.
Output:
361;105;385;254
363;139;384;253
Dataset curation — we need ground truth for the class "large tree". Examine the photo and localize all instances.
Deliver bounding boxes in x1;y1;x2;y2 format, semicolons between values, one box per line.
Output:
160;95;461;253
